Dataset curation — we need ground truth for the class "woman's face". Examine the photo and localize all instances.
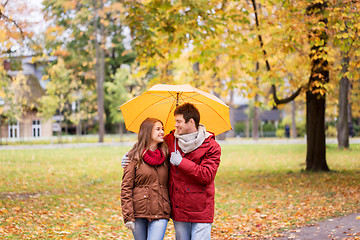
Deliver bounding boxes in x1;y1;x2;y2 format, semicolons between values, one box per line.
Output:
151;121;164;144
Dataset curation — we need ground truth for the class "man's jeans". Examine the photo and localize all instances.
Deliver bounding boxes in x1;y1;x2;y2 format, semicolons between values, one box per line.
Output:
173;220;211;240
133;218;168;240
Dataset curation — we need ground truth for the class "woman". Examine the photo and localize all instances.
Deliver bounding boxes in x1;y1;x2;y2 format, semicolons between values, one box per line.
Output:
121;118;171;240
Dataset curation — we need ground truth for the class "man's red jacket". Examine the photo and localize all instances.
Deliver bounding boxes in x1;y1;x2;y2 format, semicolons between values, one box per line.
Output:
165;131;221;223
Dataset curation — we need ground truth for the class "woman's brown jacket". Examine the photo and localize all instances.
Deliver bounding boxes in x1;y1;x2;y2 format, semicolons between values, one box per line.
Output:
121;159;171;223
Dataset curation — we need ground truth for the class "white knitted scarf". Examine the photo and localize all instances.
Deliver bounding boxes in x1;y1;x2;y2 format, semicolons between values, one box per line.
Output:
174;124;211;154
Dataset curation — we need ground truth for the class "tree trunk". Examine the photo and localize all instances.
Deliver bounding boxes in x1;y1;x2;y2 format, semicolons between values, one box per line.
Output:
94;0;105;142
193;62;201;88
0;119;2;145
306;91;328;171
252;97;259;140
305;2;330;171
76;120;82;138
228;89;236;138
291;100;297;138
245;119;250;138
118;122;123;142
252;62;260;140
337;55;350;149
57;127;62;144
348;82;353;137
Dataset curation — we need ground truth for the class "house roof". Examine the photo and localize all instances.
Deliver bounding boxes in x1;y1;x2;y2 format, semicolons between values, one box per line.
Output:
233;105;281;122
0;74;44;114
19;74;45;109
234;109;248;121
260;109;280;121
233;105;248;122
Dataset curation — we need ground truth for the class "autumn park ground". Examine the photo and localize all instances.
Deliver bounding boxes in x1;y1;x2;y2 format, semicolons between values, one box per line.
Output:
0;138;360;239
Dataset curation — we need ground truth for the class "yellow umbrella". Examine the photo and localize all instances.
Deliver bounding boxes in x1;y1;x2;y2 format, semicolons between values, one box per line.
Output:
119;84;232;136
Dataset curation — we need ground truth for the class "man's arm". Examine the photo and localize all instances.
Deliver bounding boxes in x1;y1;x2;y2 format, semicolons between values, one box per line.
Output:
121;152;130;168
177;142;221;185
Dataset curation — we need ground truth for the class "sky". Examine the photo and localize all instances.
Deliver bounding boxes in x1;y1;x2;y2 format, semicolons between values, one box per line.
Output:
26;0;46;34
3;0;46;55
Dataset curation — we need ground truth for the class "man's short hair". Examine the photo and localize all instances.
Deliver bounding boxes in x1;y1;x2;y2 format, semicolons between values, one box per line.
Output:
174;103;200;129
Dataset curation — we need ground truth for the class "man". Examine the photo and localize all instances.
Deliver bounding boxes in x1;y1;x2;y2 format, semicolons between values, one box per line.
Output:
123;103;221;239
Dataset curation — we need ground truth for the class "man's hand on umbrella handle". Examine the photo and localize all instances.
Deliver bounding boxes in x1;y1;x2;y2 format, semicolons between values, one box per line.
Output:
170;151;182;166
121;152;130;168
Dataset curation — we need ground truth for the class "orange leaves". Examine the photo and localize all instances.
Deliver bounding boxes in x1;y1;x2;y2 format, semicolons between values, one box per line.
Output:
62;0;77;11
0;0;34;54
53;47;70;58
1;145;360;239
104;2;125;16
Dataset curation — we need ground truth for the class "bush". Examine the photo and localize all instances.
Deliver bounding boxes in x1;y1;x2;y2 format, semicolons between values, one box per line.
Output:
353;123;360;136
278;119;306;137
276;128;285;138
234;122;245;135
326;125;337;137
296;120;306;137
263;122;276;132
234;122;251;136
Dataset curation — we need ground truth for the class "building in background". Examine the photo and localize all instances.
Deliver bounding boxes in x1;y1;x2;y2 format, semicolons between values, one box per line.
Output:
0;56;53;140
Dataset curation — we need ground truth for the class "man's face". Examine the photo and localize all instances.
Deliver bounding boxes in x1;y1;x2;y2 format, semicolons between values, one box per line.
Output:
174;114;196;135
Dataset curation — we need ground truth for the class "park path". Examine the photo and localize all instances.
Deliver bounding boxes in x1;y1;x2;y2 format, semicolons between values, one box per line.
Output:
1;137;360;150
275;213;360;240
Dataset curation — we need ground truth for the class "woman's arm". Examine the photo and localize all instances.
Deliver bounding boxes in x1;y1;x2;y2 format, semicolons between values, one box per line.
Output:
120;161;136;223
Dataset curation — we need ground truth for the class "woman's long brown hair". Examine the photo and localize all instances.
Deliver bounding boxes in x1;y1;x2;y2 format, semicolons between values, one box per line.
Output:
128;118;168;167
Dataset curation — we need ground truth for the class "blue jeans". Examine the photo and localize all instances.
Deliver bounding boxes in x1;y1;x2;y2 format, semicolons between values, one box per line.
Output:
173;220;212;240
132;218;168;240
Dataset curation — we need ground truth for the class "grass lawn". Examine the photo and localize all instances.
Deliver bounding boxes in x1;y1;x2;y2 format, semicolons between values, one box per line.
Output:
0;143;359;239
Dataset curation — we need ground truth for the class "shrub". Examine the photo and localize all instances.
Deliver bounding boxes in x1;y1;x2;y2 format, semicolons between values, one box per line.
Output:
326;125;337;137
276;128;285;138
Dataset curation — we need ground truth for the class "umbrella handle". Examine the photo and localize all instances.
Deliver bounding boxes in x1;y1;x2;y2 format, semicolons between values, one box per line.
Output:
174;136;176;152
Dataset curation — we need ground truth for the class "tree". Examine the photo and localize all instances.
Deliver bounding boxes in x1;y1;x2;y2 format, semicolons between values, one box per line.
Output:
303;2;330;171
93;0;106;142
43;0;135;141
122;0;224;85
0;0;37;143
328;0;360;148
337;52;350;148
104;66;134;139
249;0;332;171
38;57;80;141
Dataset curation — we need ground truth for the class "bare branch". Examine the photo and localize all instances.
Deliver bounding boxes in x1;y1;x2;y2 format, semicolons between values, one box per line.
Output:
271;84;302;105
0;11;25;40
3;0;10;8
251;0;302;106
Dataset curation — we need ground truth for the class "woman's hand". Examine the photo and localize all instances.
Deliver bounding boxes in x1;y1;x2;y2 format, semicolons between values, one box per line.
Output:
125;221;135;232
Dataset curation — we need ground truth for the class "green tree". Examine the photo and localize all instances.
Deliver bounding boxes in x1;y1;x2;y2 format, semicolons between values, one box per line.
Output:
327;0;360;148
43;0;135;141
104;66;133;138
38;57;77;121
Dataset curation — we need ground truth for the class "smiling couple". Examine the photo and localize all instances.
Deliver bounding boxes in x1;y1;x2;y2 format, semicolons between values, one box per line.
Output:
120;102;221;240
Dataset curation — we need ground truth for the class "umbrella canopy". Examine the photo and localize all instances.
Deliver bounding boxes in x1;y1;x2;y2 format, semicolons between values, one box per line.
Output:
119;84;232;136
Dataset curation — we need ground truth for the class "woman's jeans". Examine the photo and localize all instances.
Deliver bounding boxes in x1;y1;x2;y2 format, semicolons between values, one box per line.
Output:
173;220;211;240
133;218;168;240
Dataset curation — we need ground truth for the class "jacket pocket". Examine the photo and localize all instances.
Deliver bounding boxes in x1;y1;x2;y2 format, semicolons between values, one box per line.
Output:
184;184;206;212
161;188;171;215
133;187;148;214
